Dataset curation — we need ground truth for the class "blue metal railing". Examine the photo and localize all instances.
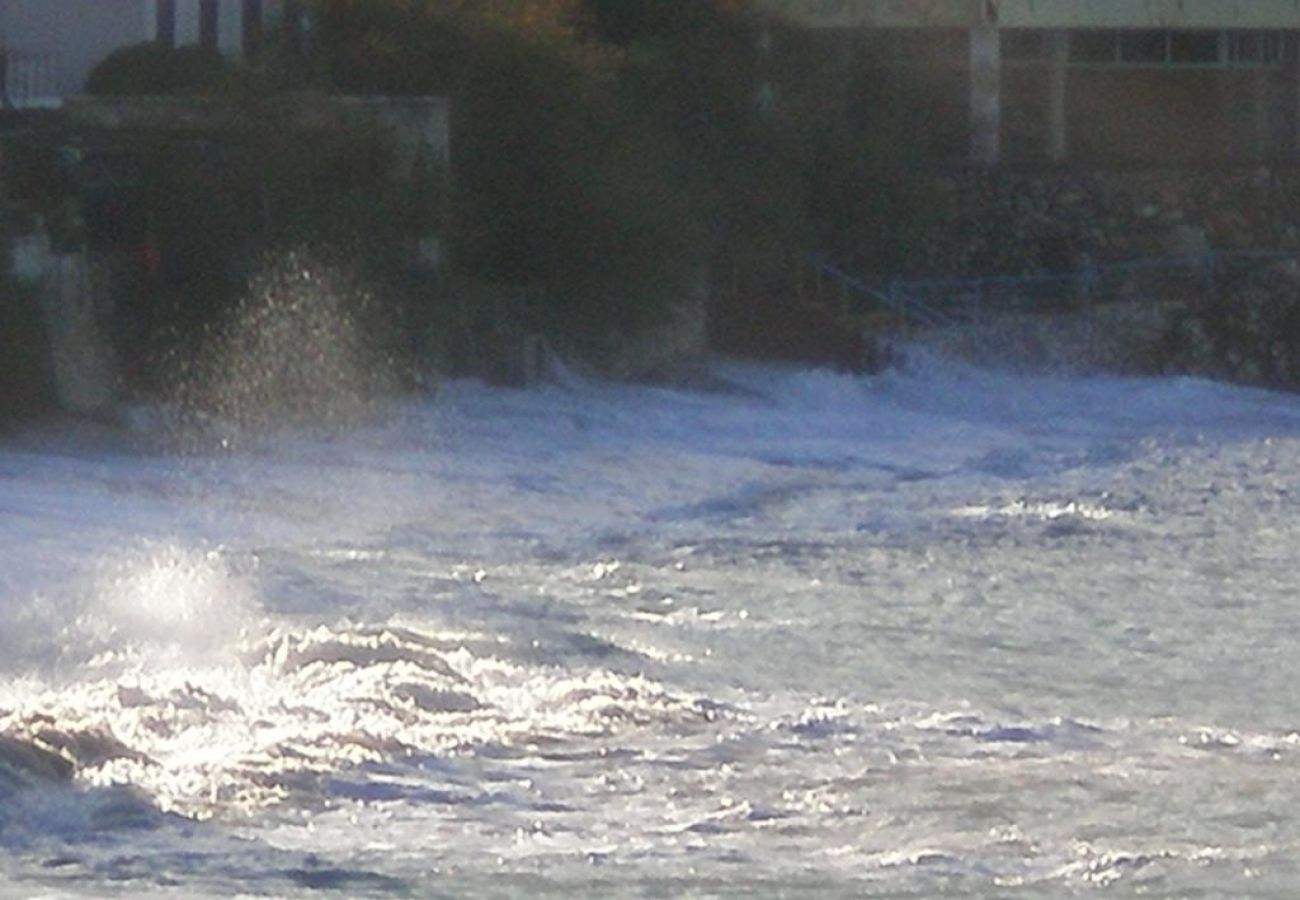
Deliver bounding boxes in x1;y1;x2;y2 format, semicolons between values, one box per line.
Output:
813;248;1300;330
811;257;958;329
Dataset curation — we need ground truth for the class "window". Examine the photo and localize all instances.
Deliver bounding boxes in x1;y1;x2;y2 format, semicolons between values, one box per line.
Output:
1119;30;1165;64
1003;30;1046;62
1228;31;1284;66
1069;31;1115;64
1169;31;1219;64
1067;29;1282;69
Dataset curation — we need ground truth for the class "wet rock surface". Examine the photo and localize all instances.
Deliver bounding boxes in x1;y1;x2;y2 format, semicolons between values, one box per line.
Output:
914;167;1300;279
1160;260;1300;390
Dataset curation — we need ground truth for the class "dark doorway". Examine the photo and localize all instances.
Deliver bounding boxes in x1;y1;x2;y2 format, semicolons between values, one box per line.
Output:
283;0;306;55
242;0;264;58
199;0;220;50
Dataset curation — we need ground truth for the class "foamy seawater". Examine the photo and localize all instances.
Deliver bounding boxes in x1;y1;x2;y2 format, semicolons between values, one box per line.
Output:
4;352;1300;896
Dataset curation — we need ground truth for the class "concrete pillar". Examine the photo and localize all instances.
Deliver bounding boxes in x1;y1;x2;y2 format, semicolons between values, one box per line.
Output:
174;0;199;46
219;1;245;55
1047;30;1069;163
970;25;1002;166
143;0;159;42
28;245;118;416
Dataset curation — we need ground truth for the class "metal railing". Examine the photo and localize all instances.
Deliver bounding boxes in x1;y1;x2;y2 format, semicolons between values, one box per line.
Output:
1;50;62;110
811;257;959;329
814;248;1300;330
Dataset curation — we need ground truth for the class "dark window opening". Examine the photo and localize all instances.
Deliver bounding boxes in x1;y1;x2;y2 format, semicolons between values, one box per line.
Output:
1069;31;1115;64
1119;30;1165;63
1231;31;1261;63
199;0;220;50
156;0;176;47
1003;30;1046;62
1228;31;1286;66
243;0;264;57
1170;31;1219;64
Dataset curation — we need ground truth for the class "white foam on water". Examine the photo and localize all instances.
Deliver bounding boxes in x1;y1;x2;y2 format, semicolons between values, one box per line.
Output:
4;354;1300;895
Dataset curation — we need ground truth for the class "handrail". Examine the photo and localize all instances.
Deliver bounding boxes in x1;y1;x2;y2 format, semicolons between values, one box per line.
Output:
815;247;1300;329
812;257;959;329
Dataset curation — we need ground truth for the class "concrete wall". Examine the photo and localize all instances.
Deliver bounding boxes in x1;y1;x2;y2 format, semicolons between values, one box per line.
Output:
9;230;118;415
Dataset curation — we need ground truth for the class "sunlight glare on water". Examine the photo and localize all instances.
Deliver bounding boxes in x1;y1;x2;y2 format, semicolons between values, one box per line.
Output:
4;349;1300;896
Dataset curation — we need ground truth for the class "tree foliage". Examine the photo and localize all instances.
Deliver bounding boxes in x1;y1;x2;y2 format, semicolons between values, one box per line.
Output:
68;0;942;390
302;0;941;336
307;0;711;339
84;43;234;95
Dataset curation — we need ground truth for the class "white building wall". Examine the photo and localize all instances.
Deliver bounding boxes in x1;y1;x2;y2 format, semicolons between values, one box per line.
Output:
2;0;276;104
1;0;153;97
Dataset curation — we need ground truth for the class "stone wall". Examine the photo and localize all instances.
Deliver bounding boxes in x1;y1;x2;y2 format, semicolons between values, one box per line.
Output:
1160;260;1300;389
885;166;1300;387
912;166;1300;280
913;299;1186;376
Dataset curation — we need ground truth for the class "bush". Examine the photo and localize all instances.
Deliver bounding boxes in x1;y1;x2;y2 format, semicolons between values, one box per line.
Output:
84;43;234;96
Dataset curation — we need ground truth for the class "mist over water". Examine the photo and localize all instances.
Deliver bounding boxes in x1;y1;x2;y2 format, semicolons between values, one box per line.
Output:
5;338;1300;896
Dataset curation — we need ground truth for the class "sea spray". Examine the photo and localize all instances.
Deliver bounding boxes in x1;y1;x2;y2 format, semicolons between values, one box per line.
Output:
169;249;403;447
89;541;259;659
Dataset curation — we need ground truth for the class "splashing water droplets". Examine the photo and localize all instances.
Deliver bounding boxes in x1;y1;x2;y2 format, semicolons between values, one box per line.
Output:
91;543;258;659
172;249;401;446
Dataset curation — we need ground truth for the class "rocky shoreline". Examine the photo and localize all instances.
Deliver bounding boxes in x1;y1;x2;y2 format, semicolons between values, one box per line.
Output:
876;165;1300;391
915;167;1300;279
908;256;1300;394
1160;258;1300;390
913;298;1184;377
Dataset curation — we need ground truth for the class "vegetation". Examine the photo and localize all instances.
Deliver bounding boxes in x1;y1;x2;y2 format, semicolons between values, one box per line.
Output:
303;1;711;344
84;43;235;96
301;0;939;335
1;1;946;423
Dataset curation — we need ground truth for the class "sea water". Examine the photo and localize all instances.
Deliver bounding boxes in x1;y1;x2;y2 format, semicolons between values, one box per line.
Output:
3;351;1300;897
